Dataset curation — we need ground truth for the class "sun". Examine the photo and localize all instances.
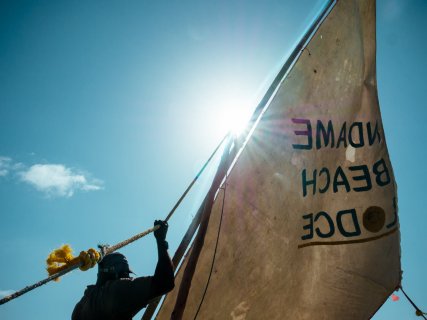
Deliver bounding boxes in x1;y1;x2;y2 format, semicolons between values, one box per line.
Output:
223;107;252;136
204;81;258;140
216;100;254;138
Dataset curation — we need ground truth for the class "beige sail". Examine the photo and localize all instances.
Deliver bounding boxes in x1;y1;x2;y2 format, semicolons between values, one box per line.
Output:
155;0;401;318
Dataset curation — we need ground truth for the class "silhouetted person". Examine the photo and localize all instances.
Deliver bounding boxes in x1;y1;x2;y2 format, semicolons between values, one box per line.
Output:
72;220;174;320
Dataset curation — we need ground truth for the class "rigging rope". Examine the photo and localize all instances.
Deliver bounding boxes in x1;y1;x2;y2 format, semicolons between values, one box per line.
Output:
0;134;229;306
400;286;427;319
193;151;229;319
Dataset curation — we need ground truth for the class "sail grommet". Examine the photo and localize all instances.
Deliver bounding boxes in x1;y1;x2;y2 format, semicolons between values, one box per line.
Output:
362;206;386;233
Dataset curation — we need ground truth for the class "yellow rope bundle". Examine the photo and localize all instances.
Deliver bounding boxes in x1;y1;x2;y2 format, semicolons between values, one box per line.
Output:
46;245;100;281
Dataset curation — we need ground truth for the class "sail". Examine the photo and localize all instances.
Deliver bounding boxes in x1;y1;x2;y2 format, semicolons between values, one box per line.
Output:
155;0;401;319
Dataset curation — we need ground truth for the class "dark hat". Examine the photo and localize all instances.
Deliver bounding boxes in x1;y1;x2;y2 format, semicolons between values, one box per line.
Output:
98;252;134;276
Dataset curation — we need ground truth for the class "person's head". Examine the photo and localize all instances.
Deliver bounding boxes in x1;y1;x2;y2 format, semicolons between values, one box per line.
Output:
96;252;133;285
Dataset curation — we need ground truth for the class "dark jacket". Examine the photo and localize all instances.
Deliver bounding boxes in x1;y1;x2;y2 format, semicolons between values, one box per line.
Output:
72;240;174;320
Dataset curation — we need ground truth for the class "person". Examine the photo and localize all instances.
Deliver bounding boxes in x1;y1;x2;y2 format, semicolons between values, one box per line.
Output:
72;220;174;320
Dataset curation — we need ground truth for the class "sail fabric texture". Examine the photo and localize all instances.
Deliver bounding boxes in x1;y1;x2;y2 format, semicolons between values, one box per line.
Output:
156;0;401;318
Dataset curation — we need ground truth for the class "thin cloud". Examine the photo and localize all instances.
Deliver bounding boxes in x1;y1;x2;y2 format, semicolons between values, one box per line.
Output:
0;156;12;176
20;164;103;198
0;156;104;198
0;289;14;298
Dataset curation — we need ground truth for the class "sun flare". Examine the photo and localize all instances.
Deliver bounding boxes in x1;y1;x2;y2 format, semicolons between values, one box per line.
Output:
205;82;258;140
221;107;252;136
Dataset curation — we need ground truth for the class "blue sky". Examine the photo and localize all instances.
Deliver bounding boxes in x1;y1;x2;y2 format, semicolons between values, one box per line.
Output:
0;0;426;319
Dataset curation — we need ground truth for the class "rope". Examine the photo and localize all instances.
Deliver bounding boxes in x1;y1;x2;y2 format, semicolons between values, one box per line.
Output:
102;225;159;256
193;149;230;319
170;138;233;320
0;262;82;305
165;134;229;222
400;286;427;319
0;134;229;306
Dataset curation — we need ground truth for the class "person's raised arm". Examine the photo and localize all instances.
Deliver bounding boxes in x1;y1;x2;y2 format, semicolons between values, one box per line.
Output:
151;220;175;297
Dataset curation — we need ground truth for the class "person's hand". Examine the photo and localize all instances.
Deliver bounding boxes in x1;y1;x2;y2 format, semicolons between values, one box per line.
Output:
154;220;168;242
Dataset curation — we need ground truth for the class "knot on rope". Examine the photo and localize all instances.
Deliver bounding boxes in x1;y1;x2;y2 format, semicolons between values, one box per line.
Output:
78;248;101;271
416;310;427;317
46;245;100;281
